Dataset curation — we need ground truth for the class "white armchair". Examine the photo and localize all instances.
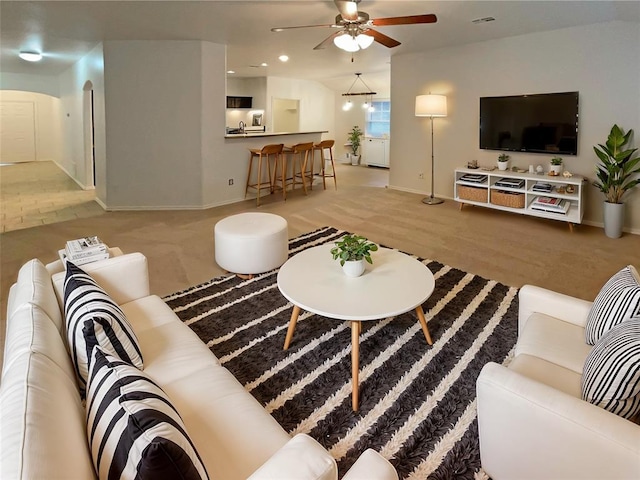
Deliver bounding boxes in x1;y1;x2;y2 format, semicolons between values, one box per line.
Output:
476;285;640;480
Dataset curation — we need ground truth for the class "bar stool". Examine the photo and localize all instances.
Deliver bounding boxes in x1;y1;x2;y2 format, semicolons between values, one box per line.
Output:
286;142;314;195
312;139;337;190
245;143;283;206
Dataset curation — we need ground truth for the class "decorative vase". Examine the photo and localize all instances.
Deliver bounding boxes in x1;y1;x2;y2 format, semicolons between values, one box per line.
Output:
603;201;624;238
498;161;508;171
550;164;563;175
342;259;365;277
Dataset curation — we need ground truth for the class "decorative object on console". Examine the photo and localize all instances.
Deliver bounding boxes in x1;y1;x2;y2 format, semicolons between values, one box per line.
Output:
497;154;510;171
593;124;640;238
330;234;378;277
415;94;447;205
536;165;544;174
550;156;564;175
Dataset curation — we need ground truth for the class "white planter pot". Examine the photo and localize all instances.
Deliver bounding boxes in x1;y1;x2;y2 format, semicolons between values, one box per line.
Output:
603;201;625;238
550;164;563;175
350;154;361;166
497;161;508;171
342;259;365;277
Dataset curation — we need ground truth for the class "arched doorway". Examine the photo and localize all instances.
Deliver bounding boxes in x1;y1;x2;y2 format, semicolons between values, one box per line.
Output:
83;81;96;187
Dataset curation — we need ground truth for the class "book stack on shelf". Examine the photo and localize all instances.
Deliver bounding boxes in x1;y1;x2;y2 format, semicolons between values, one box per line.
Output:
494;178;525;189
530;196;570;215
459;173;488;184
60;236;109;265
532;182;554;193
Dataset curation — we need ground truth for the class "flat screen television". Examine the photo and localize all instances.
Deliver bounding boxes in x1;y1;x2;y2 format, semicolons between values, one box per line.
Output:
480;92;579;155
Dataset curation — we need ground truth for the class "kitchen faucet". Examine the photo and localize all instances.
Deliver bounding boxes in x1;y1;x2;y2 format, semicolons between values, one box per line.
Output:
239;121;245;133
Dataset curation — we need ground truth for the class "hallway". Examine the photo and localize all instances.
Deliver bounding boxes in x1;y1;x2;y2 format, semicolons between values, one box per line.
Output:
0;161;105;233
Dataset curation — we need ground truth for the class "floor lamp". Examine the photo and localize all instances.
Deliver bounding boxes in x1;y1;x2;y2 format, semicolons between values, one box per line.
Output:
415;94;447;205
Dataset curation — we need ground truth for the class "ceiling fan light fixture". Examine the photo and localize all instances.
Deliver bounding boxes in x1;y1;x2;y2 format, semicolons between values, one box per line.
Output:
334;33;359;52
356;33;374;49
19;51;42;62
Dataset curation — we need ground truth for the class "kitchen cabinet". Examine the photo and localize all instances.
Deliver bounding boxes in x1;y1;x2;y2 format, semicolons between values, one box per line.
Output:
363;137;390;168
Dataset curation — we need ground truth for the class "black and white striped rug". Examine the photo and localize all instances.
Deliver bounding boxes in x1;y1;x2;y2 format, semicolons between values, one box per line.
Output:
164;227;518;479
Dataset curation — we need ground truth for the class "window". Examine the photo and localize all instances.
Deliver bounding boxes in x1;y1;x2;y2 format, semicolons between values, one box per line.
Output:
365;100;390;137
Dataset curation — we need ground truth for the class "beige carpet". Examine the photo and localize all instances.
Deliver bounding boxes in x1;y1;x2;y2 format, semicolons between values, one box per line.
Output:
2;161;639;366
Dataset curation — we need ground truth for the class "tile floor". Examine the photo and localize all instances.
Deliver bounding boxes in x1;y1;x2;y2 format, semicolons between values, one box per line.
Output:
0;161;105;233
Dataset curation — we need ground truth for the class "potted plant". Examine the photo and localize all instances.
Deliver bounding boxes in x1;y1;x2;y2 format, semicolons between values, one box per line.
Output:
348;126;363;166
497;153;510;171
593;124;640;238
550;156;563;175
330;234;378;277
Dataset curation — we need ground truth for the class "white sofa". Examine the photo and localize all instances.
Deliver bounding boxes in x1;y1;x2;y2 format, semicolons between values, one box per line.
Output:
0;251;398;480
476;284;640;479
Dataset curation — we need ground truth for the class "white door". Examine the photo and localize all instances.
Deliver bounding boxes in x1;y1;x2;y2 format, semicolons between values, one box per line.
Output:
0;101;36;163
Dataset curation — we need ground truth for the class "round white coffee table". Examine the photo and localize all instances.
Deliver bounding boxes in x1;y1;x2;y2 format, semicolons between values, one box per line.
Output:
277;244;435;411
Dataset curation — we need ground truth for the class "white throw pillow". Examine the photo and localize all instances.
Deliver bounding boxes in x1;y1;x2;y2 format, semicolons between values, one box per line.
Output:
585;265;640;345
86;347;209;480
582;317;640;419
63;261;143;396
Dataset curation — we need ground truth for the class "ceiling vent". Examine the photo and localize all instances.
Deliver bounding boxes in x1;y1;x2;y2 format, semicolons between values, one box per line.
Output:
472;17;496;24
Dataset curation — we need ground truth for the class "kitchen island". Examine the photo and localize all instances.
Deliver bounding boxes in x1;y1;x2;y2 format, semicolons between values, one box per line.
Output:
224;130;327;140
223;131;328;203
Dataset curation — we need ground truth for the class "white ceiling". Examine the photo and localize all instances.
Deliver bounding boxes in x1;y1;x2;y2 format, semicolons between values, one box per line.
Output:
1;1;638;93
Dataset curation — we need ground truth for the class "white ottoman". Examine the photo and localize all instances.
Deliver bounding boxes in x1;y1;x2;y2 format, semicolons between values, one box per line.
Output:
214;212;288;276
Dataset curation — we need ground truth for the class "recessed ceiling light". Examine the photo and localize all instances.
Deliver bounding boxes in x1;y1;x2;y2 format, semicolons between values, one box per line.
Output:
19;51;42;62
278;55;289;62
227;70;235;74
260;62;268;67
472;17;495;24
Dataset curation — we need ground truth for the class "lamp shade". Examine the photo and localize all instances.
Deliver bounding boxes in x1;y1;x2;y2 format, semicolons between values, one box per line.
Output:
356;33;374;49
334;33;359;52
415;94;447;117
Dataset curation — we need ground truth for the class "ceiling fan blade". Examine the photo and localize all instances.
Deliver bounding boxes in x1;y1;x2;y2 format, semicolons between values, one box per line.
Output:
313;31;342;50
334;0;359;22
366;29;401;48
271;23;338;32
371;14;437;26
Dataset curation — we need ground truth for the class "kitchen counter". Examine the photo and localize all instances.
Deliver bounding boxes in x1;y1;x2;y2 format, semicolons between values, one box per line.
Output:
224;130;327;139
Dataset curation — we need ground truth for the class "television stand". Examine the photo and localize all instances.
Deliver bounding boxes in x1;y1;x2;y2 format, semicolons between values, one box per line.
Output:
454;167;585;231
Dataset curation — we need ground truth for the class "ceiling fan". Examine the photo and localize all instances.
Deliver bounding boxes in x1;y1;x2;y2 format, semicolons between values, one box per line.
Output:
271;0;437;52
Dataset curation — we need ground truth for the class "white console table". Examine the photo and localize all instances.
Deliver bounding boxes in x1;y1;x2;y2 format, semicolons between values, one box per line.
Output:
454;167;585;231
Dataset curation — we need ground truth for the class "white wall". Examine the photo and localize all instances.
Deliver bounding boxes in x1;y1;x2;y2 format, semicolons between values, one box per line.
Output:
0;72;60;97
201;42;233;207
102;40;204;209
58;43;106;193
0;90;61;163
226;76;267;129
390;21;640;232
266;76;335;140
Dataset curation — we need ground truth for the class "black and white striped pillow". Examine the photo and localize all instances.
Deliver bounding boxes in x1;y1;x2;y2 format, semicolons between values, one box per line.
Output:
86;348;209;480
585;265;640;345
64;261;143;395
582;317;640;419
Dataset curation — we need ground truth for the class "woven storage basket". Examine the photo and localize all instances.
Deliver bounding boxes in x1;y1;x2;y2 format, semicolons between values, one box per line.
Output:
490;190;525;209
458;185;487;202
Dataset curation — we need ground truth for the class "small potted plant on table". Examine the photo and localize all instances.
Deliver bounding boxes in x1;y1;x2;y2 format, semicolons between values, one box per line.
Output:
550;156;563;175
497;153;510;171
330;234;378;277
